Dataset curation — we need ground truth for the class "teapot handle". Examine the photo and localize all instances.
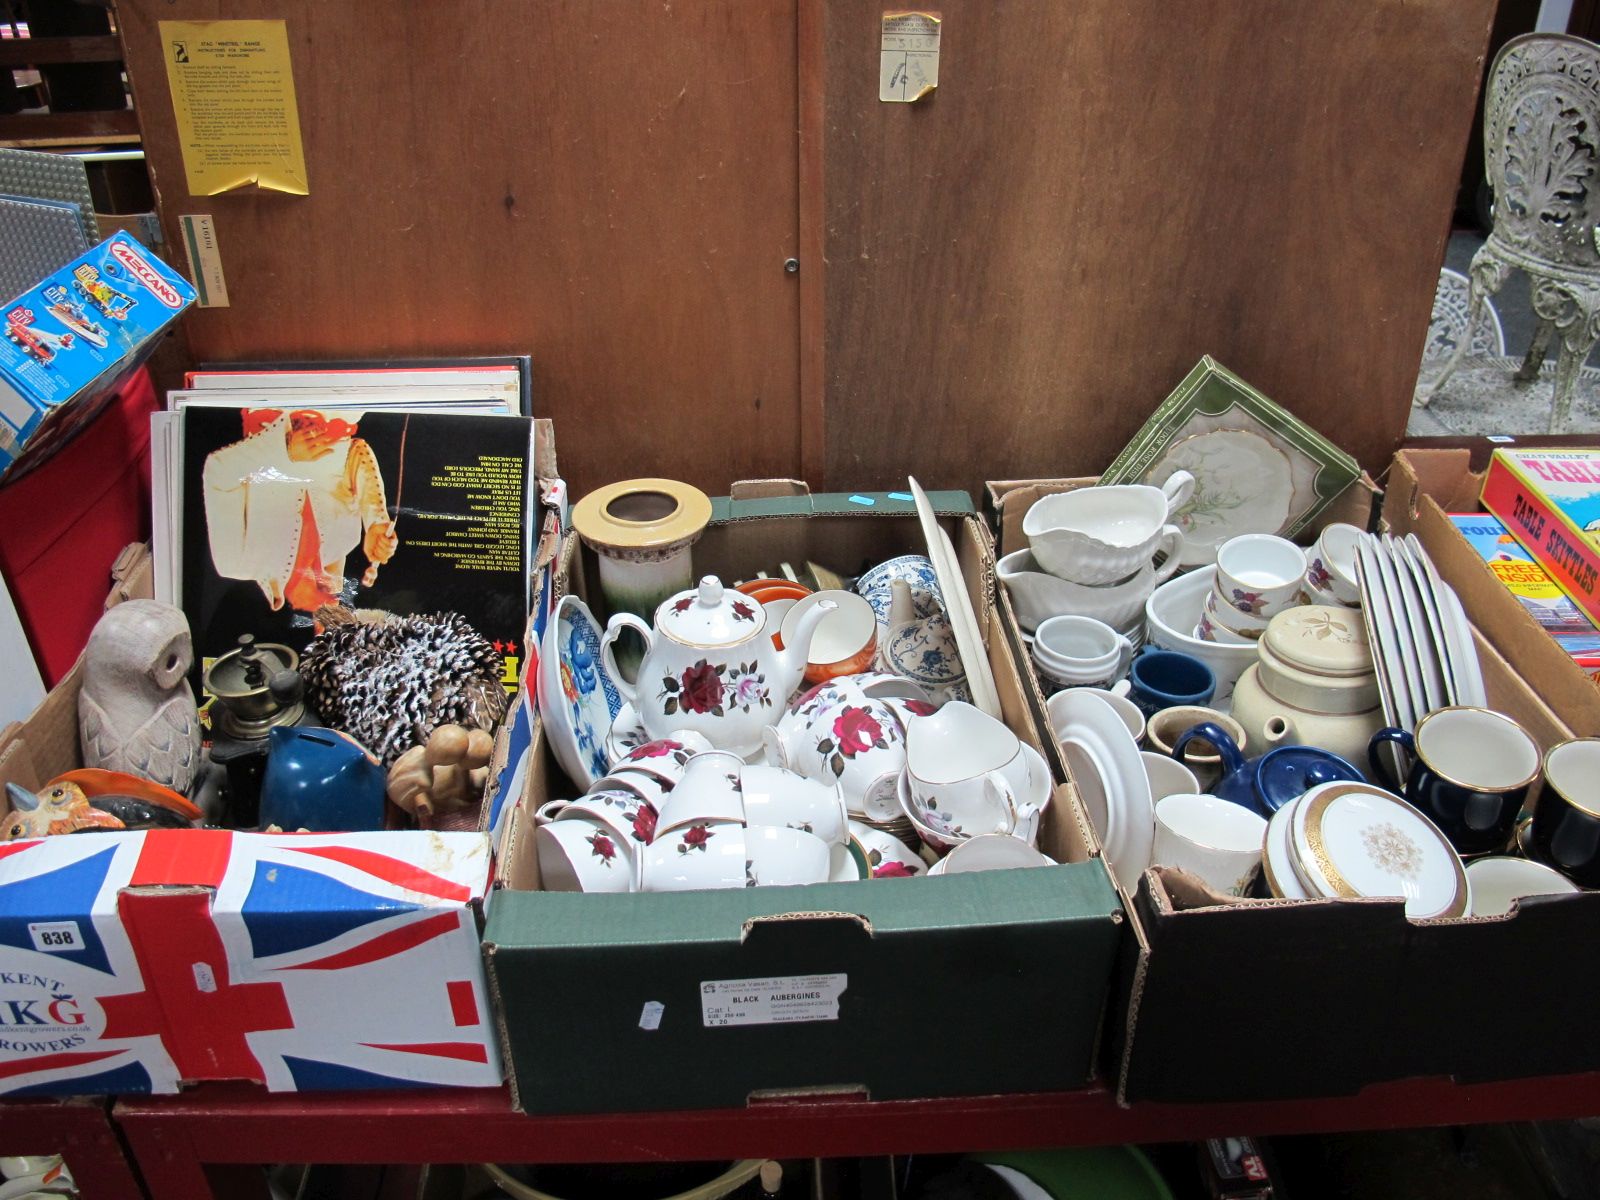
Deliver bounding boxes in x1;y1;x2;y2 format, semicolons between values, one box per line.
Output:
1172;720;1245;776
600;613;654;705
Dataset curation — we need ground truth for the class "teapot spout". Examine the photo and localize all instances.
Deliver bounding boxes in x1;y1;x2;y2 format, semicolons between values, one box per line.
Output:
774;598;838;694
888;579;915;627
1263;716;1295;747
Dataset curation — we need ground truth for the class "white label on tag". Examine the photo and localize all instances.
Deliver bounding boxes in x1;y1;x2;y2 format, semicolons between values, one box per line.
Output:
192;962;217;993
699;974;847;1028
27;922;82;953
178;214;231;308
880;11;941;103
638;1000;665;1031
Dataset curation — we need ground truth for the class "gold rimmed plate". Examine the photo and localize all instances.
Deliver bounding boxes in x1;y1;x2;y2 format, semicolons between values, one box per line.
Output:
1288;781;1469;920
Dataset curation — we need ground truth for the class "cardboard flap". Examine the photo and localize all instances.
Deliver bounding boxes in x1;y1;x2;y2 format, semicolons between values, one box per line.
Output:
1120;871;1415;1102
729;478;811;501
742;910;874;948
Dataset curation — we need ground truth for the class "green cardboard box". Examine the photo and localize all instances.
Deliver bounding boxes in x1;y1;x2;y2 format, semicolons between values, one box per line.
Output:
483;483;1125;1114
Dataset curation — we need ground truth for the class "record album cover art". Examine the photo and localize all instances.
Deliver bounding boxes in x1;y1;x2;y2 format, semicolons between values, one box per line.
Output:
181;406;532;683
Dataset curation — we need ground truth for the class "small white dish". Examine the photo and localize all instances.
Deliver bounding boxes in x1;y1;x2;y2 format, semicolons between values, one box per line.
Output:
1289;781;1469;919
1143;568;1258;705
1466;855;1579;917
937;833;1054;874
537;594;626;790
1047;687;1151;893
1366;538;1431;724
1142;750;1201;802
1354;541;1414;742
1391;537;1459;705
909;477;1002;718
1406;534;1486;708
1379;535;1447;714
1262;795;1309;899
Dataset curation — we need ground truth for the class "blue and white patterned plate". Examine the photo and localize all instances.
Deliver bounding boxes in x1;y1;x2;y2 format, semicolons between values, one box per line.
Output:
537;595;625;789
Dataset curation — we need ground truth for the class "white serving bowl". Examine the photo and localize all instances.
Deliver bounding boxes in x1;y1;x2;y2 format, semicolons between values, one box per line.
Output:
1144;568;1257;705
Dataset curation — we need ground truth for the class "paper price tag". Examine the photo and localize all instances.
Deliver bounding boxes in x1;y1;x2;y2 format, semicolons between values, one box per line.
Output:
880;12;941;103
27;922;82;953
699;974;846;1028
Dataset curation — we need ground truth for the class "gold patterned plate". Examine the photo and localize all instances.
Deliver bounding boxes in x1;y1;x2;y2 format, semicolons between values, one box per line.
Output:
1288;781;1469;919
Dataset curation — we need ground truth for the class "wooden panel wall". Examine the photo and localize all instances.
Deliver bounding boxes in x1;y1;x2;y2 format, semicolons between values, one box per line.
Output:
116;1;1494;498
116;1;803;496
819;0;1497;496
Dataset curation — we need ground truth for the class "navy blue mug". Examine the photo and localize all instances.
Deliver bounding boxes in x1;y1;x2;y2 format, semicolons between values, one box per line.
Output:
1368;706;1540;856
1529;737;1600;887
1124;648;1215;718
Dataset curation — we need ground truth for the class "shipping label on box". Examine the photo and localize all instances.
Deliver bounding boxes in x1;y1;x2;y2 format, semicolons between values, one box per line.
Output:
0;232;195;479
0;829;501;1096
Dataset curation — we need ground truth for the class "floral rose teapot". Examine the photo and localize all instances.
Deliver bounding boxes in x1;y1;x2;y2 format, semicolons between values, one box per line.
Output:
601;576;835;757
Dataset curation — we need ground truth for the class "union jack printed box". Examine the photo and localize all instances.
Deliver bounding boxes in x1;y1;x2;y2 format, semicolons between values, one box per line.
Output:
0;828;502;1095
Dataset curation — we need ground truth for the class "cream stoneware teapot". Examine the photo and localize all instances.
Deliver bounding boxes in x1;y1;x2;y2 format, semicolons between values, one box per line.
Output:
602;576;835;757
1228;604;1384;767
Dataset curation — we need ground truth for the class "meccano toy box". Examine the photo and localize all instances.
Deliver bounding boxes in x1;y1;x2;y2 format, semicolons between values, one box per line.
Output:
0;232;195;480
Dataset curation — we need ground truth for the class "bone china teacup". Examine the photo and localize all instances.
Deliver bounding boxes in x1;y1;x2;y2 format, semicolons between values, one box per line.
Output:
653;751;746;834
905;701;1033;833
1022;471;1195;585
536;817;638;893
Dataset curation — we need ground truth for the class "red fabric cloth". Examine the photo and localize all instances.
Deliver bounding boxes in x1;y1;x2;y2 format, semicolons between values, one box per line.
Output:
0;368;157;685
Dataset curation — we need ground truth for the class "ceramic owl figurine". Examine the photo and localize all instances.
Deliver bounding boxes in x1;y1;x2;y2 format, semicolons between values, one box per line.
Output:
79;601;201;794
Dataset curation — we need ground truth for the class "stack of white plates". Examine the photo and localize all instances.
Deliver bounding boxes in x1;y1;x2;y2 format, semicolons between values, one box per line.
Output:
1262;781;1470;918
1354;533;1486;741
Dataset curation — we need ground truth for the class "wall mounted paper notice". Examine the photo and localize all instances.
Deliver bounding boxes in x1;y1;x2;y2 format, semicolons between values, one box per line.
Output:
159;20;309;197
880;12;940;103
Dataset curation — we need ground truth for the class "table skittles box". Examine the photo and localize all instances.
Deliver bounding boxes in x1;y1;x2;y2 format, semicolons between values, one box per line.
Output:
0;232;195;482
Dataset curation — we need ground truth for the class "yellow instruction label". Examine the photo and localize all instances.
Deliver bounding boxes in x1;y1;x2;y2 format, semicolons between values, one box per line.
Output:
159;20;309;196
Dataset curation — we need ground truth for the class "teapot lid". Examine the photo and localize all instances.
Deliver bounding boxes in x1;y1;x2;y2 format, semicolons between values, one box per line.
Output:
1257;605;1379;715
656;576;767;647
1253;745;1364;814
1261;606;1371;677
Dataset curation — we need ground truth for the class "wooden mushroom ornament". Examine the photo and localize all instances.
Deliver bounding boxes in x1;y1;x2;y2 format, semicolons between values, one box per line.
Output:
386;725;495;823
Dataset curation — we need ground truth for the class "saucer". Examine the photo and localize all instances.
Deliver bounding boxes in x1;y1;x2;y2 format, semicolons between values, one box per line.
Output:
604;701;651;767
538;595;625;789
1262;796;1309;899
1289;781;1469;919
1047;688;1151;894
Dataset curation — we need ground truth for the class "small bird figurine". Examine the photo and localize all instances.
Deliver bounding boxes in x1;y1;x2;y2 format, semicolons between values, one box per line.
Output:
79;601;202;794
4;782;126;839
2;780;198;840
